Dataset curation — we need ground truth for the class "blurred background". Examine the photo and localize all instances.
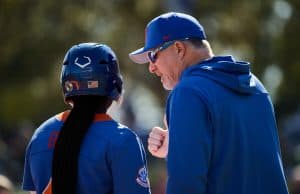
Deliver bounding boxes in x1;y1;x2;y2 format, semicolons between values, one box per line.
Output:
0;0;299;193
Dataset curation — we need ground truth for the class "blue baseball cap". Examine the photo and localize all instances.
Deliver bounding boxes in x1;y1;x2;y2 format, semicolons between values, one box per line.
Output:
129;12;206;64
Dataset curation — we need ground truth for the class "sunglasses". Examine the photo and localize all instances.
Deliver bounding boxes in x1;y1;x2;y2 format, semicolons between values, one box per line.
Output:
147;38;190;63
147;41;176;63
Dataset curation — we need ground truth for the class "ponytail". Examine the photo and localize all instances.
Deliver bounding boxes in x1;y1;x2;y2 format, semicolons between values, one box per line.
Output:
52;95;112;194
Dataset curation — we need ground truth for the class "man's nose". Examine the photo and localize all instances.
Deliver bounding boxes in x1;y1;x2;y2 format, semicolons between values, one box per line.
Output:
148;62;157;73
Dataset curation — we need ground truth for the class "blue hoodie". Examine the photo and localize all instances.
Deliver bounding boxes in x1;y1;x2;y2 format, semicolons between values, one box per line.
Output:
166;56;289;194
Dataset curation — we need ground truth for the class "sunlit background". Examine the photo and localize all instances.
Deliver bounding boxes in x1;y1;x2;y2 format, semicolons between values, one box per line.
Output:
0;0;299;193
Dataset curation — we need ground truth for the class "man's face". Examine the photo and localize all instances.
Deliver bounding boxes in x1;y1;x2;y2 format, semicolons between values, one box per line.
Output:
147;42;183;90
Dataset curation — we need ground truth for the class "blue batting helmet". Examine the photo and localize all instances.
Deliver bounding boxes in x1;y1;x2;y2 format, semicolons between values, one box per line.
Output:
60;43;123;101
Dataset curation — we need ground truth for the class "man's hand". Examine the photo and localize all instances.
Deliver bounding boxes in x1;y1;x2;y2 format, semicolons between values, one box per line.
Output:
148;116;169;158
148;127;169;158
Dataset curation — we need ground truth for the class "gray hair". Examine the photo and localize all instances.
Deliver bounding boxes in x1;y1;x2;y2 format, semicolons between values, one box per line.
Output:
185;39;214;56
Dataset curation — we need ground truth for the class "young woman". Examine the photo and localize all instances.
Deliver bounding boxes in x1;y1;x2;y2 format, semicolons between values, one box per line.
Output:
22;43;151;194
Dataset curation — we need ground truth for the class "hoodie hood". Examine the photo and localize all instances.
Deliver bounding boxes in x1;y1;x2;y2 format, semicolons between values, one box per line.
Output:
181;56;267;94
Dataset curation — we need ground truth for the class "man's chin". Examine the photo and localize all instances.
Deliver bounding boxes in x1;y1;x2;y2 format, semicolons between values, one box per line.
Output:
162;82;175;91
161;77;177;90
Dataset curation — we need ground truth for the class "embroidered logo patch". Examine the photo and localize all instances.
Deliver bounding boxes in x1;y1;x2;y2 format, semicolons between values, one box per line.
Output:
74;56;91;69
136;166;149;188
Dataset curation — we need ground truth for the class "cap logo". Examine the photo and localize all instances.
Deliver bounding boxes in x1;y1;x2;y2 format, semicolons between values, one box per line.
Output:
75;56;91;69
163;35;170;41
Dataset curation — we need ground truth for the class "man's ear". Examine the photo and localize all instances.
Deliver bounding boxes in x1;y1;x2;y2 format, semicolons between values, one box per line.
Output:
174;41;186;58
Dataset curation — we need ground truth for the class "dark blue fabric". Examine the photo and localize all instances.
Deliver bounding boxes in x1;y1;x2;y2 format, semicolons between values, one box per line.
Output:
22;114;151;194
166;56;289;194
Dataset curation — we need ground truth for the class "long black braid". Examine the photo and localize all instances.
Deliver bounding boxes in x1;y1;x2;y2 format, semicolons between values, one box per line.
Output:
52;95;112;194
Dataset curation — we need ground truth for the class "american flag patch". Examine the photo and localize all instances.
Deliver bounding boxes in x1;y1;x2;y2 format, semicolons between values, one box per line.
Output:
87;81;99;88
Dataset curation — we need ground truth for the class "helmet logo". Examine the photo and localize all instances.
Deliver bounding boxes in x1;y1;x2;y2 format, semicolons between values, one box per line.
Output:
65;81;79;92
65;81;73;92
75;56;91;68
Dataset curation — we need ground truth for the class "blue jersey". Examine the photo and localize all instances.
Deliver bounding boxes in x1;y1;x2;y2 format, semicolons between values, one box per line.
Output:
22;111;151;194
166;56;289;194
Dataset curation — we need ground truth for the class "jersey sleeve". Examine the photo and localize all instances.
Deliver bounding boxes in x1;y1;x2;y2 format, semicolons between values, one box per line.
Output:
22;142;35;191
166;87;212;194
109;130;151;194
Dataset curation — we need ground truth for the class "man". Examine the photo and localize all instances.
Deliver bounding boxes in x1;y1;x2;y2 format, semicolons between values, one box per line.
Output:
129;12;289;194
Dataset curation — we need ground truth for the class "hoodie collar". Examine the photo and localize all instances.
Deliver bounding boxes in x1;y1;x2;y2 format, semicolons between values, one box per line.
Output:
182;55;250;79
179;55;266;94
